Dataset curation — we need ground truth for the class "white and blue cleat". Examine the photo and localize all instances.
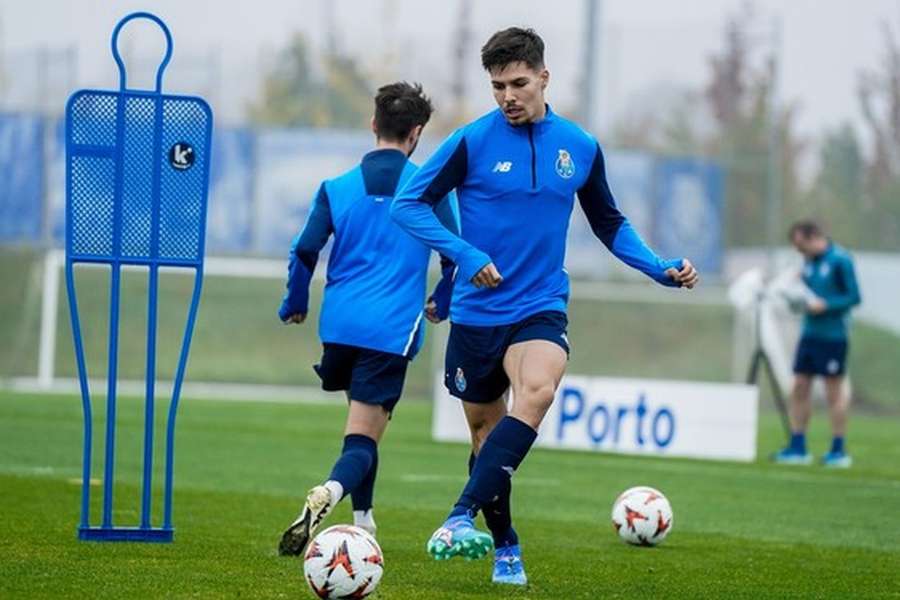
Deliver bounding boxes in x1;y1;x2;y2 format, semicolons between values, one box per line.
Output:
493;544;528;586
821;451;853;468
427;515;494;561
772;447;813;465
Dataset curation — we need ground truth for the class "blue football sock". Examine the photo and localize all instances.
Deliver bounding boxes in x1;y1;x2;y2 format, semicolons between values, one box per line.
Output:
350;444;378;511
450;416;536;519
830;436;845;454
789;432;806;453
328;434;377;499
469;452;518;548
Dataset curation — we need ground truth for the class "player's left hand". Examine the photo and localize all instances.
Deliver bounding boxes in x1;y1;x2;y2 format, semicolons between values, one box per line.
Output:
807;297;827;315
665;259;699;289
424;299;443;323
283;312;307;324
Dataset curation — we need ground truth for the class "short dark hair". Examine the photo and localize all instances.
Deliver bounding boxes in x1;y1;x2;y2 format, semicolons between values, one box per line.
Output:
481;27;545;72
373;82;433;142
789;219;825;240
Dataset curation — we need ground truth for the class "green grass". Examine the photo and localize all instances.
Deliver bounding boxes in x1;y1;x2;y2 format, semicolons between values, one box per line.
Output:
2;246;899;410
1;390;899;598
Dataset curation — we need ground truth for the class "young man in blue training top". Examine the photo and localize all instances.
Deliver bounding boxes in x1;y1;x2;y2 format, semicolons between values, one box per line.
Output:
774;220;861;468
277;82;456;556
391;28;698;585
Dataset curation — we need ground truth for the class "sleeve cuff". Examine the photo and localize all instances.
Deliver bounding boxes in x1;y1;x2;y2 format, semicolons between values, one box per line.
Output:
455;247;492;284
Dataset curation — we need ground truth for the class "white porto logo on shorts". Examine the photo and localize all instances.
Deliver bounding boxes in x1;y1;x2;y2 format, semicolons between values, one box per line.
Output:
827;359;840;374
454;367;467;392
492;161;513;173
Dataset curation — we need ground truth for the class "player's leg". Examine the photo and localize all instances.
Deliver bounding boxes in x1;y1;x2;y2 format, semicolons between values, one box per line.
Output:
349;414;380;536
504;340;567;428
340;349;407;533
279;400;387;556
461;397;518;546
776;336;816;464
340;401;391;535
773;374;813;464
790;374;814;437
428;323;508;560
444;341;565;550
279;346;405;555
486;340;566;583
822;373;851;467
460;396;526;584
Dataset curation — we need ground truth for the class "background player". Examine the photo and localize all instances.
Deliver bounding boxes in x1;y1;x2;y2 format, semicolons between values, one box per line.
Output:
391;27;698;584
774;220;861;467
277;82;456;556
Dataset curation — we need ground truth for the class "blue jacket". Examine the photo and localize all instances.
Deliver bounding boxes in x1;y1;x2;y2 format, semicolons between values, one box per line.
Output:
279;148;456;357
391;106;681;326
801;242;861;340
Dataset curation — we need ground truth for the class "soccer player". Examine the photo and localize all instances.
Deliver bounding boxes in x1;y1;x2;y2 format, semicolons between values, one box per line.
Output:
391;28;698;585
276;82;456;556
774;220;861;468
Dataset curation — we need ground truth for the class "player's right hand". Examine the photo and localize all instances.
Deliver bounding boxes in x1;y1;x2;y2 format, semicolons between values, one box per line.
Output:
283;313;307;324
664;259;699;289
471;263;503;289
424;300;442;323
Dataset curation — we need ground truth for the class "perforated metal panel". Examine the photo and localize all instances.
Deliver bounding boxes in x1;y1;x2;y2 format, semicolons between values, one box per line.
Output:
65;90;211;264
159;98;209;261
69;155;116;255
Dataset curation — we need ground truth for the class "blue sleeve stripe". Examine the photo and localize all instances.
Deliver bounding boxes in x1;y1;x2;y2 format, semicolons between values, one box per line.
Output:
392;131;491;284
292;184;333;271
419;137;468;206
433;193;460;236
577;143;680;287
576;143;625;248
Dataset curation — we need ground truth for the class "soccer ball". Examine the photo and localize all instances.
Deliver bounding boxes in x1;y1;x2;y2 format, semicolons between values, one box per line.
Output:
303;525;384;599
611;486;674;546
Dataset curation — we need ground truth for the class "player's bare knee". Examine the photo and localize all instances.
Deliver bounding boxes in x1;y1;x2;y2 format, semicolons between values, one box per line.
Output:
515;379;555;406
511;381;555;427
793;377;812;397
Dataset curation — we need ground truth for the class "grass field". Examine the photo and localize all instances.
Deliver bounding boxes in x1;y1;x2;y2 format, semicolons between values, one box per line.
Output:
1;390;899;599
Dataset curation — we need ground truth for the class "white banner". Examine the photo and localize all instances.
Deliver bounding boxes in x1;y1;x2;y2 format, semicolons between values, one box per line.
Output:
433;374;758;462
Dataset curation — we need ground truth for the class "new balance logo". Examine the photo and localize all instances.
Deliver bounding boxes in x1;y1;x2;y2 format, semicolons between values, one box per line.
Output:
492;161;513;173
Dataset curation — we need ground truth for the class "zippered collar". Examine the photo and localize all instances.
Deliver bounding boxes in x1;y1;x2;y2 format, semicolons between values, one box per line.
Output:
496;103;557;132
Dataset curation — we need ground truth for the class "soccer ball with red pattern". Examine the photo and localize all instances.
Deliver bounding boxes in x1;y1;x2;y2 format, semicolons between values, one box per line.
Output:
303;525;384;599
611;486;674;546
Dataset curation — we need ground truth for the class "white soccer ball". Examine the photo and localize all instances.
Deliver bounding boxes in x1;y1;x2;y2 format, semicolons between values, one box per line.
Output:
303;525;384;599
611;486;674;546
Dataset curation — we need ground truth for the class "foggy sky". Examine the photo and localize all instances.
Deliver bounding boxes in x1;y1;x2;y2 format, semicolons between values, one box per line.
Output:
1;0;897;148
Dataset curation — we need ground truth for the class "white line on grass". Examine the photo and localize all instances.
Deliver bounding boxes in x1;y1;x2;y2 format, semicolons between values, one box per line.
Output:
1;377;337;406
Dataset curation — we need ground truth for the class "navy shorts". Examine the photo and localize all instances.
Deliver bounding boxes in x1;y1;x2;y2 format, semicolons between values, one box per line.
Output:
793;337;848;377
314;343;409;412
444;310;569;403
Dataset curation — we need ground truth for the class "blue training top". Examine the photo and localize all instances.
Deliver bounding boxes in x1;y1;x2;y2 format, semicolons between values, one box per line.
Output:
391;106;682;326
801;242;861;341
279;148;456;358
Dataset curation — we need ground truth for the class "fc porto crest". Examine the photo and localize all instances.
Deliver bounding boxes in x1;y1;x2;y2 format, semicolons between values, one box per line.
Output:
454;367;467;392
555;149;575;179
